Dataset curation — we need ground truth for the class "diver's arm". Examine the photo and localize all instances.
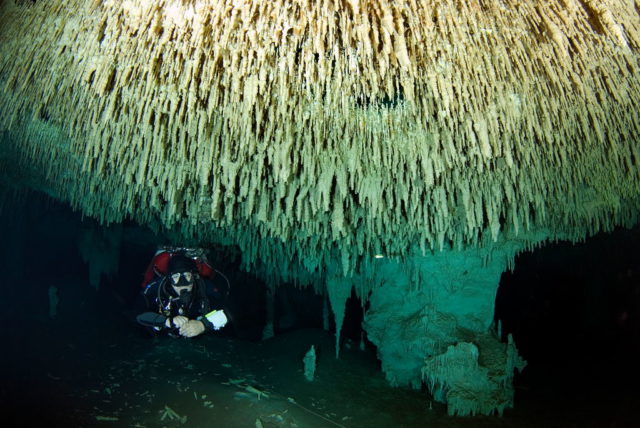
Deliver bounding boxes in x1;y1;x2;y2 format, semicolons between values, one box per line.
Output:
136;312;168;329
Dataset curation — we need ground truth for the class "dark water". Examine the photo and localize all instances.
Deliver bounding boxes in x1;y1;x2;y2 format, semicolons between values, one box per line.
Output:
2;282;640;428
1;191;640;427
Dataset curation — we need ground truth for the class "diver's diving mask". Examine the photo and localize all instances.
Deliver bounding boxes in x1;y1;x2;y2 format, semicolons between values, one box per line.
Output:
170;271;194;305
170;271;194;287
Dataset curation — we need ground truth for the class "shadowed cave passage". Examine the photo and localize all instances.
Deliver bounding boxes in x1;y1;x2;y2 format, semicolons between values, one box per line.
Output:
1;190;640;426
495;228;640;397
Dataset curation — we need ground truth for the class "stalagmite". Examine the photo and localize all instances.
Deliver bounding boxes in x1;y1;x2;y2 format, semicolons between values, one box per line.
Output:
303;345;317;381
421;334;526;417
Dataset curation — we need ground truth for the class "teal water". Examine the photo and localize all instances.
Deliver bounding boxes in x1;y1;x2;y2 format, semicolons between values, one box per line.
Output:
1;189;640;427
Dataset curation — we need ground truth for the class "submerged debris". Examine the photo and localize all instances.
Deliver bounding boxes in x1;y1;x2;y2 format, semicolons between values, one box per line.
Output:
95;415;119;421
159;405;187;424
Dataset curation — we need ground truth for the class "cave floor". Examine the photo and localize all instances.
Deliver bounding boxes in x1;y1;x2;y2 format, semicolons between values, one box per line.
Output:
3;305;640;427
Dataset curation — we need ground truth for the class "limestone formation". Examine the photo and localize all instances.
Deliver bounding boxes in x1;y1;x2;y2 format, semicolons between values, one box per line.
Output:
1;0;639;416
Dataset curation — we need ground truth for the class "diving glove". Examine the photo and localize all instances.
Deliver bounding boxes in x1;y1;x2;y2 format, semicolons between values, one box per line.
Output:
201;309;228;330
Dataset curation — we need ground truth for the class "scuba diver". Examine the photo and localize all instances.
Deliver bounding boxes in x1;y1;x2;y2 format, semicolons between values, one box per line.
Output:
136;248;229;338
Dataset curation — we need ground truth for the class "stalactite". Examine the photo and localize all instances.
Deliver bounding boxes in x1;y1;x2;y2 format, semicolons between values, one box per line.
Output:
0;0;639;294
326;276;352;359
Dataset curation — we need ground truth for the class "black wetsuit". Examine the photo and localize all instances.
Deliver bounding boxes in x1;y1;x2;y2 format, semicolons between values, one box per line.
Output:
136;276;224;334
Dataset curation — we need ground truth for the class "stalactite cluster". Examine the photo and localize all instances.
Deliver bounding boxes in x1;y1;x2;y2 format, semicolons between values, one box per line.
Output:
1;0;639;286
